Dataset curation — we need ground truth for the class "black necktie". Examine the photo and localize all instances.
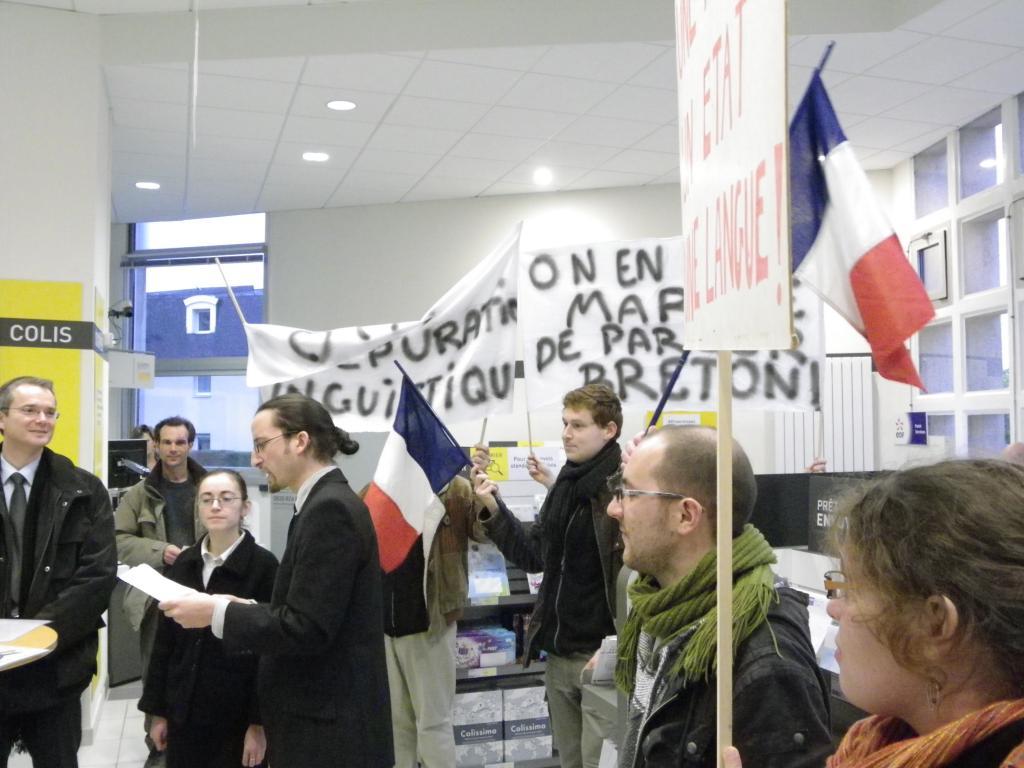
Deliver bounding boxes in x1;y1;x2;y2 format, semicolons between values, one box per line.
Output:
287;504;298;541
7;473;27;611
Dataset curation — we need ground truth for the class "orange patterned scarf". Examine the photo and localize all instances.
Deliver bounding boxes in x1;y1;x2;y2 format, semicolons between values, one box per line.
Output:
829;699;1024;768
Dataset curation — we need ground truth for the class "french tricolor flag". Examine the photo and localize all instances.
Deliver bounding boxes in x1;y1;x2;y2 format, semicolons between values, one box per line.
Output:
365;369;467;574
790;67;934;389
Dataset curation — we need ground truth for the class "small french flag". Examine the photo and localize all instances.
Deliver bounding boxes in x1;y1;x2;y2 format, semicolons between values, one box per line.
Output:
790;66;934;389
365;369;467;574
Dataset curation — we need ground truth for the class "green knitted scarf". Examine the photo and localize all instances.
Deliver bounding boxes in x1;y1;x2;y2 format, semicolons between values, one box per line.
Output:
614;525;778;695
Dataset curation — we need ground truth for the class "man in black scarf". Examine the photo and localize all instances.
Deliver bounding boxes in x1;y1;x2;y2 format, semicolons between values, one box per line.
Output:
473;383;622;768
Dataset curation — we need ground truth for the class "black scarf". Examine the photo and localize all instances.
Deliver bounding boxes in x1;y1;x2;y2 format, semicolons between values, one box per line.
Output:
541;438;621;542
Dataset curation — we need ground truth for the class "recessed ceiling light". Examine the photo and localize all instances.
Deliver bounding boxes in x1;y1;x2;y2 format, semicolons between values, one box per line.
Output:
326;100;357;112
135;181;161;190
533;166;554;187
979;157;997;169
302;151;330;163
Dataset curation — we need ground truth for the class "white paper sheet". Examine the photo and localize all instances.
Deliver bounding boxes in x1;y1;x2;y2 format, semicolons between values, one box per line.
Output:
118;564;197;602
0;619;49;643
0;644;49;672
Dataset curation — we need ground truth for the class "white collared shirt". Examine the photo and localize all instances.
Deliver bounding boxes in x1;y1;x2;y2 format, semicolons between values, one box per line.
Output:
1;453;41;509
294;464;339;514
200;531;246;589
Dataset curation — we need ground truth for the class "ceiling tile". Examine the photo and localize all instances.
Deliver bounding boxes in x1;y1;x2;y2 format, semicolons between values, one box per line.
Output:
78;0;185;12
290;85;396;124
601;149;678;176
843;116;940;150
383;96;491;131
326;188;406;208
271;141;360;168
892;126;950;154
554;115;663;148
112;151;185;180
787;65;853;106
426;46;549;72
367;124;464;155
187;156;267;183
479;181;545;197
303;53;421;94
195;106;285;140
499;73;617;114
196;73;296;114
935;0;1024;46
342;170;422;194
112;174;185;197
900;0;1003;34
199;57;304;83
861;149;913;169
353;148;443;175
110;98;188;132
529;141;621;168
403;176;491;202
788;31;929;73
632;124;680;154
185;181;260;215
472;106;576;140
190;134;277;165
279;115;376;148
264;161;348;188
105;65;189;104
826;75;936;117
429;155;514;181
656;168;680;184
950;50;1024;94
628;48;677;90
563;169;656;191
867;36;1016;85
502;163;588;187
588;84;677;124
113;125;186;157
882;86;1004;125
13;0;72;8
257;184;335;213
531;43;665;83
198;0;305;9
404;60;522;104
449;133;543;163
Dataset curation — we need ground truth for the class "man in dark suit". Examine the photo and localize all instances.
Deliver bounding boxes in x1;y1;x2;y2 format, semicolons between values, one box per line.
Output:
160;393;393;768
0;376;117;768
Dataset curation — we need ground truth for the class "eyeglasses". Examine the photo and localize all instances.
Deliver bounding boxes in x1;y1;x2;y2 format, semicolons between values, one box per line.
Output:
198;493;242;508
2;405;60;421
824;570;849;599
606;469;687;505
252;433;291;455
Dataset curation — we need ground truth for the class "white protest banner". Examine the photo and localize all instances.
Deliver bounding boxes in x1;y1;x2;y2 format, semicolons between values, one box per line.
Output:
520;237;822;412
677;0;792;349
255;225;520;431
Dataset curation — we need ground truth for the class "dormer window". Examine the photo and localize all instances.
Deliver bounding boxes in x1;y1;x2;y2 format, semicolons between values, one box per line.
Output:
184;295;218;335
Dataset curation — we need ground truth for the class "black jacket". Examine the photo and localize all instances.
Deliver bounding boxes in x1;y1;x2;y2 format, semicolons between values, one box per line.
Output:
221;468;394;768
139;531;278;726
628;586;832;768
0;447;117;711
483;481;621;661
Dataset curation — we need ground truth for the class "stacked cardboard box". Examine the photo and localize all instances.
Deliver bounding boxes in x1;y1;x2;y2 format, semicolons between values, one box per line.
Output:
453;690;504;767
502;684;552;762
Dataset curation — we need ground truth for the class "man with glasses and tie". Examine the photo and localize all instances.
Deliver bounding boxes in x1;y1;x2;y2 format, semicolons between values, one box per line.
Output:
608;425;831;768
115;415;206;768
0;376;117;768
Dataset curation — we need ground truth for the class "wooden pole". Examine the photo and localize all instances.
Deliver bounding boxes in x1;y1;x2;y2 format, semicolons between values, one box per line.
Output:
716;350;734;766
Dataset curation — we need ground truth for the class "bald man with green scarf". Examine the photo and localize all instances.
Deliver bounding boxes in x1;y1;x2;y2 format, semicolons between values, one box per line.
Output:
607;426;831;768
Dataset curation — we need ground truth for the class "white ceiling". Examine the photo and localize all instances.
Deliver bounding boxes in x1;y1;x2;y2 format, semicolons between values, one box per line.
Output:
10;0;1024;222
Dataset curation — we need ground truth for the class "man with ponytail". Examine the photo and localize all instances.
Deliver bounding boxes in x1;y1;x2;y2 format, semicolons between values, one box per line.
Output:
609;426;830;768
160;393;393;768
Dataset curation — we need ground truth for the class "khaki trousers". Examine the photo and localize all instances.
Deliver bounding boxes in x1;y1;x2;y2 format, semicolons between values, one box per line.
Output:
385;622;458;768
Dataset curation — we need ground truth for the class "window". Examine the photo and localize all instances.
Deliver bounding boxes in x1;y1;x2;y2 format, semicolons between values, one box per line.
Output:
124;214;266;463
927;413;954;440
914;138;948;218
184;295;218;335
961;210;1008;296
196;432;212;451
958;108;1002;200
964;311;1009;392
919;321;953;393
194;375;212;397
967;413;1010;457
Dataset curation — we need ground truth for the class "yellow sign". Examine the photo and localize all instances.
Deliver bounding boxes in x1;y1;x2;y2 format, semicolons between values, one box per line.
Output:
643;410;718;429
482;447;509;481
0;280;85;463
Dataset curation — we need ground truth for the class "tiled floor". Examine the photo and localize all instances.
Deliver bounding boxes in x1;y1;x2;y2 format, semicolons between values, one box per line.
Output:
7;695;149;768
